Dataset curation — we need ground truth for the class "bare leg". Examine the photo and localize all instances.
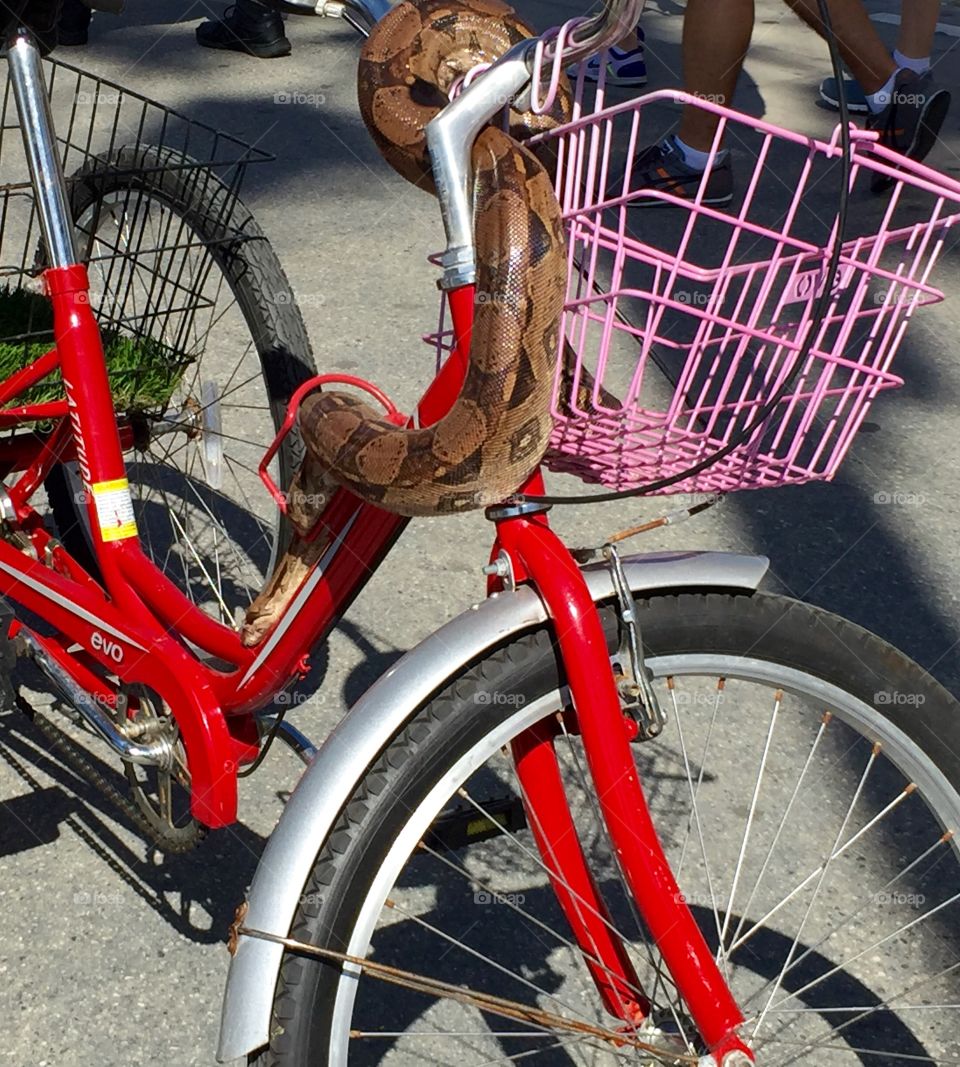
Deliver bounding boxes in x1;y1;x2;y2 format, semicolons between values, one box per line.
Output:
676;0;754;152
897;0;939;59
786;0;895;92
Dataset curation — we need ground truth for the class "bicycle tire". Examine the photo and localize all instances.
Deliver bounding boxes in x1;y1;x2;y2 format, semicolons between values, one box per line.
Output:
256;590;960;1065
44;145;316;621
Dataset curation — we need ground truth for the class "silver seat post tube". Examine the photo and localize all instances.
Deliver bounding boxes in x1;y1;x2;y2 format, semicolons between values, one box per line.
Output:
7;32;78;268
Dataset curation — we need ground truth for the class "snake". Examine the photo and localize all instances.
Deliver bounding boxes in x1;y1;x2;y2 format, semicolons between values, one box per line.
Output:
296;0;571;517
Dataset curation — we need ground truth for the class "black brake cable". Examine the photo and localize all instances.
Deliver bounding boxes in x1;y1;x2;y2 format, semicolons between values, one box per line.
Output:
519;0;853;506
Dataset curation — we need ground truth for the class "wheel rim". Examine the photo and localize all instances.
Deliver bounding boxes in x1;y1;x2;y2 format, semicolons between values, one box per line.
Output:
73;187;285;626
324;653;960;1065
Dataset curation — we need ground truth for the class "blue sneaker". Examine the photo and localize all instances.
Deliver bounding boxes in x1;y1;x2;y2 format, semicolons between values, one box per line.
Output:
570;30;647;87
818;74;869;113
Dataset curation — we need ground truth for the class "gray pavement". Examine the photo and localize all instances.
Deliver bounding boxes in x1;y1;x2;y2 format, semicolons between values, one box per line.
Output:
3;0;960;1064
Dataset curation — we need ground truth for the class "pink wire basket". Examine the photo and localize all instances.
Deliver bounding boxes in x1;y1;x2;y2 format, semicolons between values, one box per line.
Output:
431;86;960;496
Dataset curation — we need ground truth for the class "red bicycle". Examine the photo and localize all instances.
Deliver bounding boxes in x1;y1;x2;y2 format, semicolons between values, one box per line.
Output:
2;1;960;1064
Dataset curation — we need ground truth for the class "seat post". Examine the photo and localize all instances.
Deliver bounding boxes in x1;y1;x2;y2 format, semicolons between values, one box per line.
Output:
7;30;78;268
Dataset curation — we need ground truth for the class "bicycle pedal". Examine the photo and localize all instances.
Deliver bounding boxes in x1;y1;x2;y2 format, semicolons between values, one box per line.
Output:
421;795;527;852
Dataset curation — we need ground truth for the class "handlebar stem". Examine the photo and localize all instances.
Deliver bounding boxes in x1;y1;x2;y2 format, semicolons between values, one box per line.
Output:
426;40;534;290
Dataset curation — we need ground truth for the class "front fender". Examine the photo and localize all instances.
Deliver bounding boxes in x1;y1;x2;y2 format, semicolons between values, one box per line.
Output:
217;550;768;1062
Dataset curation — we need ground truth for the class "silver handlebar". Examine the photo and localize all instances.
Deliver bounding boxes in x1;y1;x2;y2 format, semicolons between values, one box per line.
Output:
428;0;646;289
268;0;390;35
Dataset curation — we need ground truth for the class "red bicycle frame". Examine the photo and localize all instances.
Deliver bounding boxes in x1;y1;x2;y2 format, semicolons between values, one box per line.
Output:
0;264;750;1060
0;28;751;1061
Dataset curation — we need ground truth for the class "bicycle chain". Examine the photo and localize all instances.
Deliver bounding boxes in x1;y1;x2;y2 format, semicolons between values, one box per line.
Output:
27;701;205;854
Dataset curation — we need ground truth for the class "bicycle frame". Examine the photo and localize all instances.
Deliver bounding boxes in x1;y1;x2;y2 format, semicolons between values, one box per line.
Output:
0;24;753;1062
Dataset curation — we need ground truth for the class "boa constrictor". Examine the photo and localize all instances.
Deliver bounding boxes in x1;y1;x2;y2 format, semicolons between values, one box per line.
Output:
300;0;569;517
243;0;569;643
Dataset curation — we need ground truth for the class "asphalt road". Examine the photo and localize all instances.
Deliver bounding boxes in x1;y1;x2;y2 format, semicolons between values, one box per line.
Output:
3;1;960;1065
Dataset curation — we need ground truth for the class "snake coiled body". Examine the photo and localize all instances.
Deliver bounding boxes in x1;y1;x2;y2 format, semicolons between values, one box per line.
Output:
298;0;569;516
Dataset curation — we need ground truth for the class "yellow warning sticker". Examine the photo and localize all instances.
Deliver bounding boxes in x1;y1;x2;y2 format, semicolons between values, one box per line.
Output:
91;478;137;542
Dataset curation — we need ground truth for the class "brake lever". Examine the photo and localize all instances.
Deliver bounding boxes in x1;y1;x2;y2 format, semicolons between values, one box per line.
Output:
256;0;391;35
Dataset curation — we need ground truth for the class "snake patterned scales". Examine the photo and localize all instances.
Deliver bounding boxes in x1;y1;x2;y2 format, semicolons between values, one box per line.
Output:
297;0;569;517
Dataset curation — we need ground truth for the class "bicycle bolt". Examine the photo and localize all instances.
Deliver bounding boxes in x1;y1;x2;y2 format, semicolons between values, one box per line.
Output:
482;559;509;577
719;1053;754;1066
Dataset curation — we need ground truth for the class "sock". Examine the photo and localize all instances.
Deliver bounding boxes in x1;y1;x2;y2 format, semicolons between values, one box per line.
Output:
671;135;725;172
893;48;930;76
865;69;899;114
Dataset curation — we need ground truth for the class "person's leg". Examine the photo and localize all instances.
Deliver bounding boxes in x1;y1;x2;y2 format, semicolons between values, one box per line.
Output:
790;0;948;186
676;0;754;152
818;0;940;110
896;0;940;61
787;0;895;94
627;0;750;207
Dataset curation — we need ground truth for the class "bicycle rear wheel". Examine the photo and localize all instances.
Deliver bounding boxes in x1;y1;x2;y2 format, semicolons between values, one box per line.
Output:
260;591;960;1065
45;145;316;627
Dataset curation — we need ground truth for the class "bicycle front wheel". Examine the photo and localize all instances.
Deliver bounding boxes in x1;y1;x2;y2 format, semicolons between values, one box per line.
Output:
46;145;316;627
261;591;960;1065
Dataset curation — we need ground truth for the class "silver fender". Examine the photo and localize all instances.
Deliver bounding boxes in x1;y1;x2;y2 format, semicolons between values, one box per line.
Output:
217;550;769;1062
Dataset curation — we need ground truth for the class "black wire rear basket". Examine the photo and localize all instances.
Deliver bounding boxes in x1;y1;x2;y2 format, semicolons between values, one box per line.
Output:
0;56;272;416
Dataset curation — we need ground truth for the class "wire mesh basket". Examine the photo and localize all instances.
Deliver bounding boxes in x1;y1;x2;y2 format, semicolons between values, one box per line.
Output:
0;56;271;417
431;88;960;496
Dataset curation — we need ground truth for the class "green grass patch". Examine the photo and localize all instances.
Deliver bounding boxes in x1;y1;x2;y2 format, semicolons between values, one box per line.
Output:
0;285;192;414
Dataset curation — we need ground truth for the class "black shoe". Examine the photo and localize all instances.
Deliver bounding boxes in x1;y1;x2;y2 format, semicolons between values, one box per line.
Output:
867;69;951;193
628;135;734;208
58;0;92;46
196;1;291;59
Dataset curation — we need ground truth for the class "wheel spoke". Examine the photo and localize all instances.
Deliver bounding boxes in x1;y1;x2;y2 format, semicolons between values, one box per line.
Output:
64;166;306;631
718;688;783;964
416;834;654;1015
730;778;919;958
555;710;690;1038
726;712;832;952
753;743;886;1036
455;783;651;969
765;888;960;1016
670;677;727;967
370;670;960;1065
